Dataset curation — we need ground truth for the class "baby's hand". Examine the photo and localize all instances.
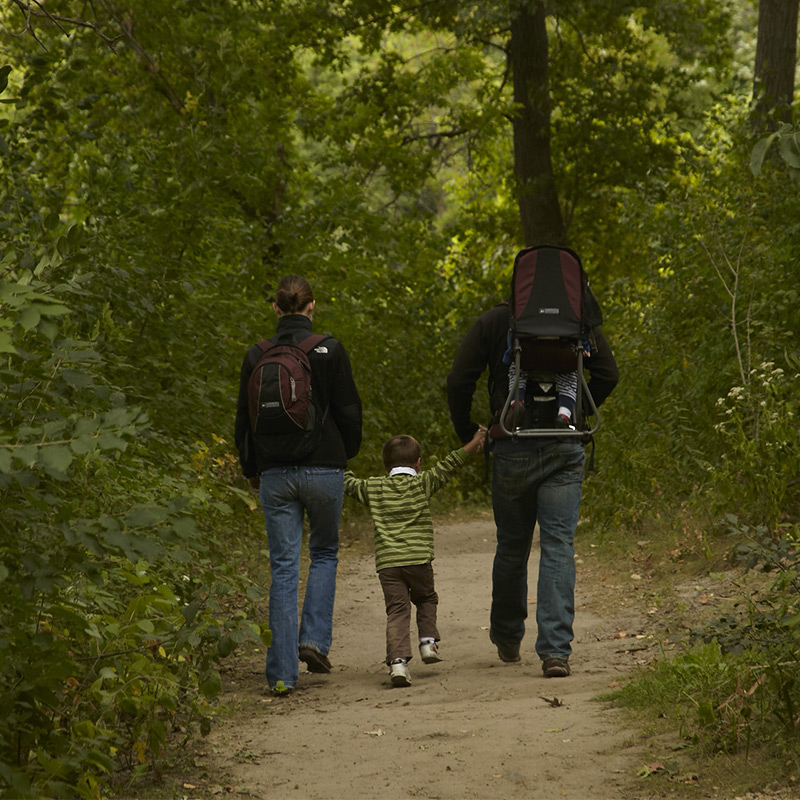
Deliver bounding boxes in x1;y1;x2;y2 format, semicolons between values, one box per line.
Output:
463;425;487;455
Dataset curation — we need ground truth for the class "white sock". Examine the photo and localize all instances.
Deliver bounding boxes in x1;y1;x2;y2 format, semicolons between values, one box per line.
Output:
558;406;572;419
419;637;435;646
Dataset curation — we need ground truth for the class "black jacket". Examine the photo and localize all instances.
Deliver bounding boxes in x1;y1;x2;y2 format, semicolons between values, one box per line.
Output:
446;302;619;443
235;315;362;476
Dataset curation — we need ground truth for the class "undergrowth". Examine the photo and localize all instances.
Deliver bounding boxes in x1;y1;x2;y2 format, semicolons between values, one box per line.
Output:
606;514;800;789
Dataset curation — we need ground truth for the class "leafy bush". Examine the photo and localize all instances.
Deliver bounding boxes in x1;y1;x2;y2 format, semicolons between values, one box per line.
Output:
0;240;267;797
712;361;800;526
583;105;800;538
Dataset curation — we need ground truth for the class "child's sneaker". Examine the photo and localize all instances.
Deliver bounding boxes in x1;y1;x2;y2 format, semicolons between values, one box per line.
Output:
419;640;443;664
389;658;411;687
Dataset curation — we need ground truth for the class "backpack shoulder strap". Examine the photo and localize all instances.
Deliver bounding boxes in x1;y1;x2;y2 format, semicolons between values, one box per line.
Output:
255;339;274;353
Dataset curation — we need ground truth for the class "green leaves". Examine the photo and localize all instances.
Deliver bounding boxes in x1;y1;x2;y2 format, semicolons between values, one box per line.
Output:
750;129;780;176
0;407;142;479
37;445;73;475
0;280;73;352
779;131;800;170
750;123;800;185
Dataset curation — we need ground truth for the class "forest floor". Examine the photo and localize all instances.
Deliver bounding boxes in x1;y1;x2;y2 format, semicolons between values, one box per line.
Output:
159;511;796;800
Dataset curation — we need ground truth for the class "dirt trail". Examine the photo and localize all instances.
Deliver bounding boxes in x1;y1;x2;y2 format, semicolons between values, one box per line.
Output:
189;514;661;800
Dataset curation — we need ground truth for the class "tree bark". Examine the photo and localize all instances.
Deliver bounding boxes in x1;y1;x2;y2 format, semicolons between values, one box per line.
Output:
752;0;799;130
509;1;566;247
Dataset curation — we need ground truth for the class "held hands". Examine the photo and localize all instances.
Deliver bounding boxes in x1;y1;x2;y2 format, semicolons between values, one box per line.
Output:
463;425;487;456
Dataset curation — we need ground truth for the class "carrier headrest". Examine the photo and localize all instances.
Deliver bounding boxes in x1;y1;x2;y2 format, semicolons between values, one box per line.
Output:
510;246;585;338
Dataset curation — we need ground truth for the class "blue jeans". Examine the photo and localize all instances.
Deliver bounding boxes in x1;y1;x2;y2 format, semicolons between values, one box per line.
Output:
490;441;585;660
258;467;344;690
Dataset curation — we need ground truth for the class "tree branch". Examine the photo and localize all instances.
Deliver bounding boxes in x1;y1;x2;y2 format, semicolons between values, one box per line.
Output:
8;0;123;51
95;0;185;114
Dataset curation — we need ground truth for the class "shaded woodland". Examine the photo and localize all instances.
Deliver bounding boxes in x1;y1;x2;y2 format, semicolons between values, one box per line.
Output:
1;0;799;796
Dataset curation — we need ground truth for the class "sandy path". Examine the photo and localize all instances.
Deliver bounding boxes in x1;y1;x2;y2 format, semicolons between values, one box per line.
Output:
193;515;654;800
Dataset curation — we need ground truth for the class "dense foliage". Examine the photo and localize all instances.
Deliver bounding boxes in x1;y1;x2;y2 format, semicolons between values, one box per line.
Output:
0;0;798;795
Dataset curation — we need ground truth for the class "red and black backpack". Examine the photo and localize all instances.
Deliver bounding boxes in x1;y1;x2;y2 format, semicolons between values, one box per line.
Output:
247;333;330;460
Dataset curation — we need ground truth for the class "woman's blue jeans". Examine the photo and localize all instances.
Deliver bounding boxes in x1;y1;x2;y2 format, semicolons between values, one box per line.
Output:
490;440;585;660
258;467;344;690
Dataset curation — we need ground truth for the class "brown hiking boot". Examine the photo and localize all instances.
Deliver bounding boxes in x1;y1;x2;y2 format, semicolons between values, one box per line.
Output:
299;647;332;674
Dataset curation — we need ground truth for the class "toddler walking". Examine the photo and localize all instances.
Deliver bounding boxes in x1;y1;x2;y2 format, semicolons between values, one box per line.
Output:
344;427;485;686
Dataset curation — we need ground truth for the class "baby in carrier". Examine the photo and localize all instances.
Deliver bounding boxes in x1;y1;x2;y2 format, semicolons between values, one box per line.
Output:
504;337;589;430
500;244;603;434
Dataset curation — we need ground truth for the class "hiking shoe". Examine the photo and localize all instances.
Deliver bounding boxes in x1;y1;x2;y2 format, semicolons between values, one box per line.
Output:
489;630;521;663
419;641;443;664
389;659;411;687
299;647;332;674
542;657;570;678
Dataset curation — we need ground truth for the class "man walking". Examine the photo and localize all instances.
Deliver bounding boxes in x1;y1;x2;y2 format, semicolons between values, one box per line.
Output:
446;266;618;677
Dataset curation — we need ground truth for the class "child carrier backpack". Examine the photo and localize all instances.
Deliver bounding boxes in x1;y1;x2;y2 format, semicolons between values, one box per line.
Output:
498;245;603;438
247;333;330;460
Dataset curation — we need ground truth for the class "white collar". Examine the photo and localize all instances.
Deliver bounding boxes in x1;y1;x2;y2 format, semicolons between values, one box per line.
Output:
389;466;418;477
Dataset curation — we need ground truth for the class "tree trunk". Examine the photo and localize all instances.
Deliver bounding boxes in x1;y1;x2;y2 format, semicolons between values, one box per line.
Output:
752;0;799;130
509;1;566;247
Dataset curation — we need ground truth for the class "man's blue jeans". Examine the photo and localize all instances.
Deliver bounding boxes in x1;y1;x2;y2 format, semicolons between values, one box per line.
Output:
490;440;585;660
258;467;344;690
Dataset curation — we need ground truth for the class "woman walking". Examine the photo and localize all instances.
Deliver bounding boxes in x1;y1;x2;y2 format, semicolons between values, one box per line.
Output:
235;275;362;695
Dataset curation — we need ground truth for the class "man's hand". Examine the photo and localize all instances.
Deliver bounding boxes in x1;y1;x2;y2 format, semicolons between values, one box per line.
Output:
247;475;260;491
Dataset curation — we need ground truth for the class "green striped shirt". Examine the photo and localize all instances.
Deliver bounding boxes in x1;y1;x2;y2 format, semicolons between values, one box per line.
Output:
344;448;468;571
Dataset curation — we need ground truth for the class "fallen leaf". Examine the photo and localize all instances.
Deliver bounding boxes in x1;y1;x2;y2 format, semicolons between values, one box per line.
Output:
638;761;666;777
540;696;564;707
637;762;666;778
365;729;384;737
615;631;627;639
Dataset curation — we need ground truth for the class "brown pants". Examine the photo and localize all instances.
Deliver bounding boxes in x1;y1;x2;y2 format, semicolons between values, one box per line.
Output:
378;562;439;664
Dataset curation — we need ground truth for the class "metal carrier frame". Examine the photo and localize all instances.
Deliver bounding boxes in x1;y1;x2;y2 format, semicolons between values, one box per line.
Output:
497;344;600;439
